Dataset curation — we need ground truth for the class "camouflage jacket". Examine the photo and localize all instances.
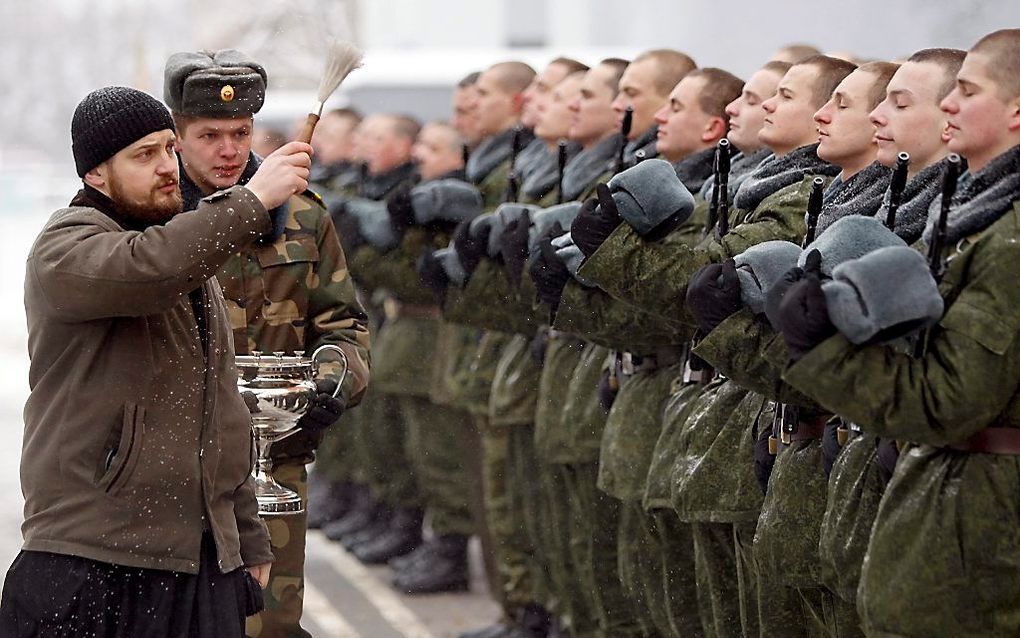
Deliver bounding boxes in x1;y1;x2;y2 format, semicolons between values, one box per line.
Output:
782;202;1020;637
578;176;830;319
217;191;371;463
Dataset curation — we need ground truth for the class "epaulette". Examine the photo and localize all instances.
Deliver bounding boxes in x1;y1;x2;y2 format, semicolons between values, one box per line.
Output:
302;188;326;209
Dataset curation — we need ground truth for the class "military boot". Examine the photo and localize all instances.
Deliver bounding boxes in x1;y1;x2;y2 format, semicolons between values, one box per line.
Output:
307;478;356;529
353;507;424;564
389;538;435;571
341;504;394;550
322;489;383;542
517;602;553;638
392;533;469;594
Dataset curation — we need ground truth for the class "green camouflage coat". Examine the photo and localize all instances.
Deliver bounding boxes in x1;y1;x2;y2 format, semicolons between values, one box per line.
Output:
218;192;371;464
783;202;1020;637
578;176;826;320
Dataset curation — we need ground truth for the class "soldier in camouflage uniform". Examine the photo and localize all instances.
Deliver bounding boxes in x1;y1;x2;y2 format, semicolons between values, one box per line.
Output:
773;31;1020;637
165;50;371;638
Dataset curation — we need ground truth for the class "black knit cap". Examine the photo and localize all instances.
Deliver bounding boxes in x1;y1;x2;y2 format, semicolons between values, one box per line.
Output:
71;86;176;177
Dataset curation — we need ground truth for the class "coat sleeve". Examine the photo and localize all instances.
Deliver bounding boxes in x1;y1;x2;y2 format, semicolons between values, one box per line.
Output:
29;186;270;321
782;230;1020;445
305;210;372;406
233;475;275;567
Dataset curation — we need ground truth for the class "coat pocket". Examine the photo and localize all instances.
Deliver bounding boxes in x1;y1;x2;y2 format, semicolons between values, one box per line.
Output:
97;403;146;497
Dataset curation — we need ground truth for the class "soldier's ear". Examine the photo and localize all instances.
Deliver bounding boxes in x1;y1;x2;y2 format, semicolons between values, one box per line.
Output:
703;116;728;144
84;163;107;191
1006;94;1020;133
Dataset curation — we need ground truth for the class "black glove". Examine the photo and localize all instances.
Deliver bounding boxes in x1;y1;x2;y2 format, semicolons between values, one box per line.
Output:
296;379;347;432
597;368;619;414
242;570;266;617
776;270;836;361
417;249;450;305
753;409;777;494
529;235;571;315
386;184;416;237
875;437;900;486
764;249;818;330
452;219;492;275
571;184;622;257
500;216;532;287
334;212;366;253
529;328;549;364
686;259;743;334
821;419;842;477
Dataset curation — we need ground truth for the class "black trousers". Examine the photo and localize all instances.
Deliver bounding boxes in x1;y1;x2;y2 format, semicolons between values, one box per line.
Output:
0;533;251;638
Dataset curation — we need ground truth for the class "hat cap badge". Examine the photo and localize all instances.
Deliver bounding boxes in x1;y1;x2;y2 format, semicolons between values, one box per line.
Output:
220;85;235;102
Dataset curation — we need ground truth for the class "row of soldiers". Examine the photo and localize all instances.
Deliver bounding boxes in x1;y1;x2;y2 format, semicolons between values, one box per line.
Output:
307;28;1020;638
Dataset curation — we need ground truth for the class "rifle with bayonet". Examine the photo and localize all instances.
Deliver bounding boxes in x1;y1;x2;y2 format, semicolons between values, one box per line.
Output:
556;140;568;204
913;152;961;357
715;139;732;239
462;143;471;169
505;125;525;203
613;106;634;175
771;176;827;453
885;152;910;230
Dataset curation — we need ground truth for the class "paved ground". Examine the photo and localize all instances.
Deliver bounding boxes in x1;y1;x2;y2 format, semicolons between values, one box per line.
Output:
0;211;499;637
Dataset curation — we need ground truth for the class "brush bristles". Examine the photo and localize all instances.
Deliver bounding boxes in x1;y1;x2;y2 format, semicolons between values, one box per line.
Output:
316;40;364;105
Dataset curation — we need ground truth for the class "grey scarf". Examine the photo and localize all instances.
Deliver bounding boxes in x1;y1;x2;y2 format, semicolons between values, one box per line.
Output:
873;157;950;244
624;125;659;167
922;145;1020;246
698;148;772;202
561;133;620;202
521;141;581;201
466;127;519;184
733;143;840;213
673;147;717;194
360;162;418;200
815;161;892;235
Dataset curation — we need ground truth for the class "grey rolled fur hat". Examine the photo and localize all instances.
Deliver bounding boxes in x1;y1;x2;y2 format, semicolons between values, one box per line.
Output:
552;232;595;287
164;49;267;117
434;246;468;286
606;158;696;236
732;241;803;315
488;203;539;257
529;201;582;253
346;198;398;251
410;179;483;226
823;245;944;344
799;216;906;277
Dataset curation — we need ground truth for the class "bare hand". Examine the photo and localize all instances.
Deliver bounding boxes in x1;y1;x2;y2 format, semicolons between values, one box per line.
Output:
246;141;313;210
247;561;272;588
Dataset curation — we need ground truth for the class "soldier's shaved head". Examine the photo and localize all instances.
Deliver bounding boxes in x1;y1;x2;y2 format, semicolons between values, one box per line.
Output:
858;61;901;111
384;114;422;143
550;57;589;76
686;68;745;122
772;43;822;65
632;49;698;97
907;49;965;102
797;55;859;108
970;29;1020;99
599;58;629;95
488;61;538;95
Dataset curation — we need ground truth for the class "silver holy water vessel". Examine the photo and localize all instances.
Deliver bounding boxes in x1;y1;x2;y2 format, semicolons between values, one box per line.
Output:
236;345;348;515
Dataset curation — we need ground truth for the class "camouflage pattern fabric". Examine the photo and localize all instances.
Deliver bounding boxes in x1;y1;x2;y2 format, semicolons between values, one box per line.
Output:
565;461;644;638
817;433;885;606
400;395;474;535
690;521;743;638
651;510;703;637
533;336;587;463
505;424;550;609
218;191;371;466
246;463;310;638
355;391;420;509
781;204;1020;638
617;501;671;636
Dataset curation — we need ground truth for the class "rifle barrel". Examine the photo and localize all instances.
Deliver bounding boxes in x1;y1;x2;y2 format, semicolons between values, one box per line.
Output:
927;153;962;279
614;106;634;174
716;139;732;238
885;152;910;230
556;140;568;205
802;177;826;247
